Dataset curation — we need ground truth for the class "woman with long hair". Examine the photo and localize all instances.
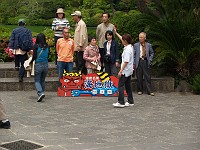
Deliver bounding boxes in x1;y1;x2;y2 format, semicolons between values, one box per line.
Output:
112;27;135;108
31;33;49;102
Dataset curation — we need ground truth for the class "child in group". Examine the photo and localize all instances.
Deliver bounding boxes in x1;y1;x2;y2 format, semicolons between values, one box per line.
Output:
103;30;119;76
83;36;101;74
31;33;49;102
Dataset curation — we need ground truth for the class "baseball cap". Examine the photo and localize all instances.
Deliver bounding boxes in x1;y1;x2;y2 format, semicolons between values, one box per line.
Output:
18;19;25;24
71;11;82;16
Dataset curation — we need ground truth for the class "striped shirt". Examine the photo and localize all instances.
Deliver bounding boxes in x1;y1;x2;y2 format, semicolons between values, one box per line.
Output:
52;18;70;37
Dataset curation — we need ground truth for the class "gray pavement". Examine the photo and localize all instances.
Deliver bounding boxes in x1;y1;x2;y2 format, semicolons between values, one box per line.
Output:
0;91;200;150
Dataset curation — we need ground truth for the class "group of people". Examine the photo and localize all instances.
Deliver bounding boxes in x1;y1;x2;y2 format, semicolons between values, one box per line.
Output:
1;8;155;129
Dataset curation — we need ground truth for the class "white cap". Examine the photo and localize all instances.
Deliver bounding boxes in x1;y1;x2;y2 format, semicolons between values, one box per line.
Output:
71;11;82;16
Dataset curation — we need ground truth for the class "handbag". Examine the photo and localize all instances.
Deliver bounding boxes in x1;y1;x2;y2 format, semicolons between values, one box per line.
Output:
90;60;101;71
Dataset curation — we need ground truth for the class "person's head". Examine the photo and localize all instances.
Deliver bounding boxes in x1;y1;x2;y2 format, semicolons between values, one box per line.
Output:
105;30;114;41
122;34;134;46
88;36;97;46
139;32;146;43
18;19;26;26
56;8;65;19
71;11;82;23
36;33;48;48
62;28;70;39
102;12;111;23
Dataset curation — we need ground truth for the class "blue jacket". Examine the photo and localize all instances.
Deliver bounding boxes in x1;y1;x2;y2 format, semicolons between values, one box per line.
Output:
133;42;154;68
103;39;119;63
9;26;32;50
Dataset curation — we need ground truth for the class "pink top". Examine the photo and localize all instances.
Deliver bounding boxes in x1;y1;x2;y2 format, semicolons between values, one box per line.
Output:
83;45;101;69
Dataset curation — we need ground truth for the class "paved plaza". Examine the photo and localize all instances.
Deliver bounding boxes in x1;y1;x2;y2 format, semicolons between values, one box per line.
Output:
0;91;200;150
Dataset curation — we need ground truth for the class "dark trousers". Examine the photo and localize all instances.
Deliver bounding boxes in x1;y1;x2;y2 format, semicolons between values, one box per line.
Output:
99;48;104;71
54;36;62;65
15;54;27;78
104;62;117;76
14;55;20;68
118;75;134;105
75;51;87;74
136;59;152;94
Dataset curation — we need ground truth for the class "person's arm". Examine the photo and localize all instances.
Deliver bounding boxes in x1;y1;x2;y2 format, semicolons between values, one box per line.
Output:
149;43;154;64
114;40;120;67
83;47;94;62
9;31;15;52
30;44;38;63
96;25;100;41
113;26;123;42
78;23;87;50
65;18;70;29
52;18;57;31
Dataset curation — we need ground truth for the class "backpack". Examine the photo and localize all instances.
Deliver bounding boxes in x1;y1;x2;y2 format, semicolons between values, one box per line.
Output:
18;28;32;52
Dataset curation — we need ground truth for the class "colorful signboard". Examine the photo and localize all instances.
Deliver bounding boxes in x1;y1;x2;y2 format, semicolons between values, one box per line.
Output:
58;72;120;97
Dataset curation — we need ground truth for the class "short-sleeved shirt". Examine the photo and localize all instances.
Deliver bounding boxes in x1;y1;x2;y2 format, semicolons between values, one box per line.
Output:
121;44;134;77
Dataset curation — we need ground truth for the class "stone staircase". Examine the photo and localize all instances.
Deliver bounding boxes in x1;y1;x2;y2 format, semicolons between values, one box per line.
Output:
0;62;175;92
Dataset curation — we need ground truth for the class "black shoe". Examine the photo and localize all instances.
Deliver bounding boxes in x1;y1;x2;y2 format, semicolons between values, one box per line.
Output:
0;120;11;129
37;94;45;102
19;77;23;82
15;67;19;70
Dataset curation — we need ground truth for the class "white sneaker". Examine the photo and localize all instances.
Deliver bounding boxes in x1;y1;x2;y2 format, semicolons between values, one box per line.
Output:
125;102;134;107
112;102;125;108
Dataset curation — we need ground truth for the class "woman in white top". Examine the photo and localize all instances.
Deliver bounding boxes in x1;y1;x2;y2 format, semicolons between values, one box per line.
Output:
112;27;135;108
52;8;70;64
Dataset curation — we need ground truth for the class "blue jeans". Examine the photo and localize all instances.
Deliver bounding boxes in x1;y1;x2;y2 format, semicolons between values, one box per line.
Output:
57;61;73;79
34;63;48;96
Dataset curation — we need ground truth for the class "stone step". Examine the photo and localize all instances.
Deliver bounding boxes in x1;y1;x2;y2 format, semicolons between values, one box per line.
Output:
0;77;58;91
0;62;58;78
0;76;174;92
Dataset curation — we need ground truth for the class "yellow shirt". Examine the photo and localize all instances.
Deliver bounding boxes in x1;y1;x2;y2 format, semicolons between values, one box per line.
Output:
56;38;74;62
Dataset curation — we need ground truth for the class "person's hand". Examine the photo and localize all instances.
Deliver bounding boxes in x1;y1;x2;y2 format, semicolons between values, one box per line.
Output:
118;70;122;78
58;25;62;30
113;26;117;34
133;64;136;70
9;49;13;55
29;50;33;54
116;62;119;68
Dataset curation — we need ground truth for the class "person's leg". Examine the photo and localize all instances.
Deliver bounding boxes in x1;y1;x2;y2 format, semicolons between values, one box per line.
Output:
117;75;127;105
110;63;117;77
0;101;6;121
0;100;11;129
143;60;153;94
19;54;27;81
14;54;20;69
77;51;86;74
66;62;73;73
40;63;48;93
54;36;61;65
87;68;93;74
125;75;134;104
34;63;43;96
57;61;65;80
104;61;111;74
136;60;144;93
99;48;104;71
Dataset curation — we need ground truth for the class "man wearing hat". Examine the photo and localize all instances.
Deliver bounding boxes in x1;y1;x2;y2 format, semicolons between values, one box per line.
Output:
52;8;70;65
71;11;88;74
9;19;33;82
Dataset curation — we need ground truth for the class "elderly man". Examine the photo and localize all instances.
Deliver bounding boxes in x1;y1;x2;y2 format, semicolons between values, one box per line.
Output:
134;32;154;96
56;28;74;80
71;11;88;74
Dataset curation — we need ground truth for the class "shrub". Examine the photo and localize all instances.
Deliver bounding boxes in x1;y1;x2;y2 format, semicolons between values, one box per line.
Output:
191;74;200;94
